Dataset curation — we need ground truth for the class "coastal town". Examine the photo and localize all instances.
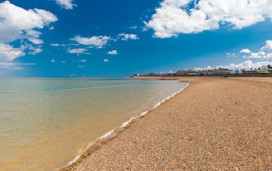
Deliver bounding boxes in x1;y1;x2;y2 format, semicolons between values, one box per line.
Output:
134;64;272;77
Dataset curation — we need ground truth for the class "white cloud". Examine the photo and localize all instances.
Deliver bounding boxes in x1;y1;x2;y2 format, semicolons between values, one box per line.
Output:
21;63;36;66
0;43;25;69
195;60;271;71
107;50;118;55
55;0;76;9
20;43;43;55
61;60;66;63
226;53;236;57
24;30;43;44
221;60;272;70
104;59;109;62
49;26;54;30
240;48;251;53
71;35;111;47
0;1;57;43
34;9;58;25
80;59;87;62
29;47;43;55
67;48;88;54
194;66;213;71
51;58;55;62
0;62;21;69
260;40;272;54
244;40;272;59
28;38;43;45
118;33;139;40
51;43;69;47
51;43;60;46
130;25;137;29
0;1;57;69
247;52;267;59
146;0;272;38
0;44;25;62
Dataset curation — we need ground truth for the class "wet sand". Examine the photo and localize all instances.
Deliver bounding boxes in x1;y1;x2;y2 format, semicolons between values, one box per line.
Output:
64;77;272;170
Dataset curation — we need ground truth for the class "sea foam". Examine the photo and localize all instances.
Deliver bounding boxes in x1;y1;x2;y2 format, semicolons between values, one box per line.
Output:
64;82;189;169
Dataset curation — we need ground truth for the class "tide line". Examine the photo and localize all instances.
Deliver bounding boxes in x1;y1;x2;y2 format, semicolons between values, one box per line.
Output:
61;82;189;170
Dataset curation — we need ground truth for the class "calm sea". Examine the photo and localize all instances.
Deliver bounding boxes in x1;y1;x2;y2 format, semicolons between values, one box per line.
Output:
0;77;187;170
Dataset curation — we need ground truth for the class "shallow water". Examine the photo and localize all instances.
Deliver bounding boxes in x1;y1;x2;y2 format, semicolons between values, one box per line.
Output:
0;77;187;170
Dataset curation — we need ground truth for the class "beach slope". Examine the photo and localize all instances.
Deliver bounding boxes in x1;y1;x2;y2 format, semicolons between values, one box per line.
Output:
66;77;272;170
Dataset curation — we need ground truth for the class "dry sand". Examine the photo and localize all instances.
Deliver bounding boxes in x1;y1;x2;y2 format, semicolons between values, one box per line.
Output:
233;77;272;83
64;77;272;170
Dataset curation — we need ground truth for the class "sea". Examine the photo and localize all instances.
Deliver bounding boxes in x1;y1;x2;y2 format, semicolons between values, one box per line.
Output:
0;77;188;170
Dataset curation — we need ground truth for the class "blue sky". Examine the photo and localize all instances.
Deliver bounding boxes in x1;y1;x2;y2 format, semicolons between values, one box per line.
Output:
1;0;272;77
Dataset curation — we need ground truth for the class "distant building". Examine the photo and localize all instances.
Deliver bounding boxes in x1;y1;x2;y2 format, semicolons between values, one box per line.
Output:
230;70;242;74
175;70;190;76
268;65;272;73
148;73;156;76
216;67;230;75
134;74;140;77
188;72;200;76
257;65;271;74
207;69;217;75
137;64;272;78
229;70;236;74
242;68;257;74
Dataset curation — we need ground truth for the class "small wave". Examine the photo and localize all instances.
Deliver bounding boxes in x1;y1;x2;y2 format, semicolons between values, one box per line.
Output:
62;82;189;170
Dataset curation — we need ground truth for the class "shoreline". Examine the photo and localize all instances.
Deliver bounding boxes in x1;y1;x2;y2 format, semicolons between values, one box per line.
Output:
61;79;189;170
63;76;272;170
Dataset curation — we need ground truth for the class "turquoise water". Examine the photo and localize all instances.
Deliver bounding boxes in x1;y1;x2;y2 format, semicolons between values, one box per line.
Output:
0;77;187;170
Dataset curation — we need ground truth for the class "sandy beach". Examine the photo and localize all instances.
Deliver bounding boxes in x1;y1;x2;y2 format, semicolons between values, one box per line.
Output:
64;77;272;170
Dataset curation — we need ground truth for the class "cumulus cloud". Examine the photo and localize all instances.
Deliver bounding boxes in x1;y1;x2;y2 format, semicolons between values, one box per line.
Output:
107;50;118;55
0;1;57;43
243;40;272;59
55;0;76;9
24;30;44;45
28;46;43;55
0;1;57;69
20;43;43;55
194;66;213;71
195;60;271;71
218;60;271;70
104;59;109;62
0;44;25;61
246;52;267;59
80;59;87;62
118;33;139;40
240;48;251;53
71;35;111;48
0;44;25;69
67;48;89;54
146;0;272;38
70;33;137;50
260;40;272;55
